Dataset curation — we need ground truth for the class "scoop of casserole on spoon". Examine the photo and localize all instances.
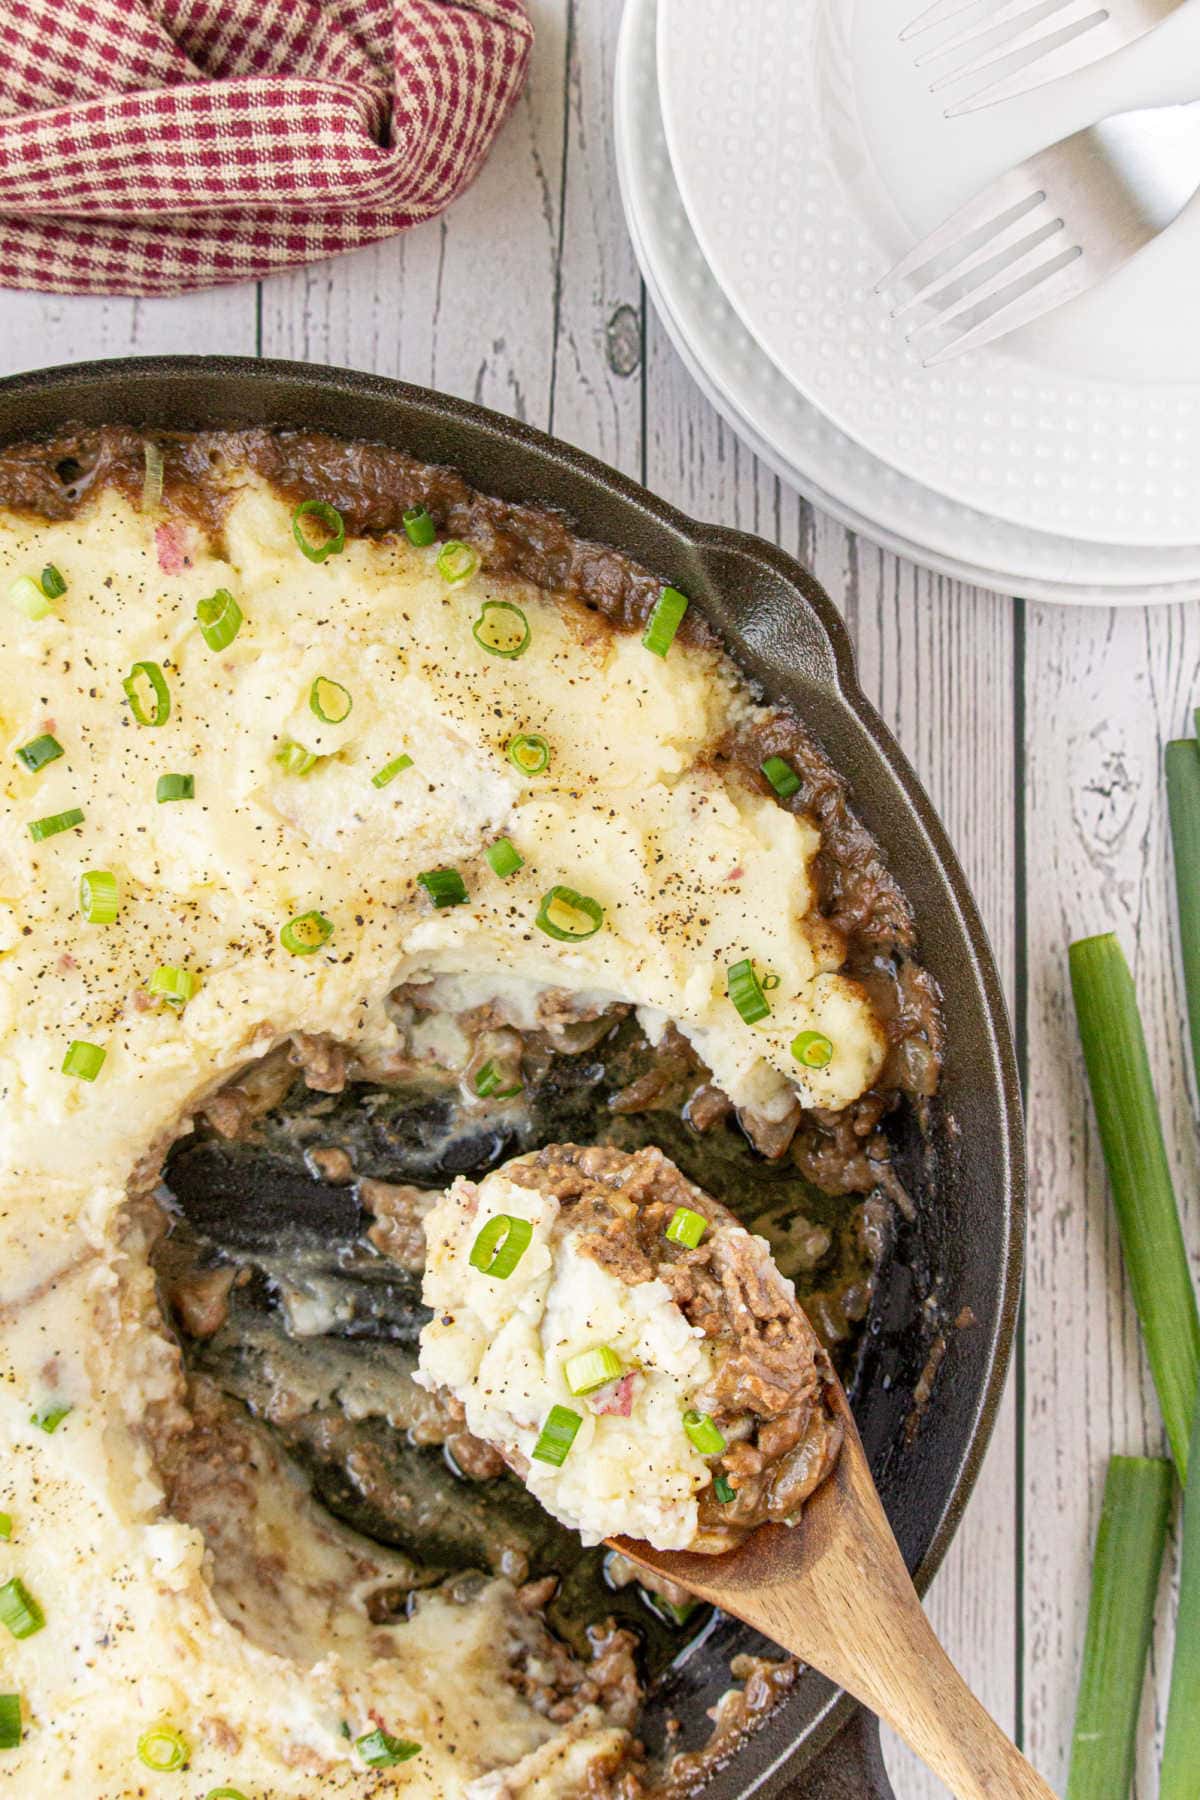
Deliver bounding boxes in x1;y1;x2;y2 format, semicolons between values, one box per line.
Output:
416;1142;1054;1800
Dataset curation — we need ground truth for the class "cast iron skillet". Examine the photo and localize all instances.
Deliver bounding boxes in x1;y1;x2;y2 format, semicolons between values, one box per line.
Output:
0;356;1023;1800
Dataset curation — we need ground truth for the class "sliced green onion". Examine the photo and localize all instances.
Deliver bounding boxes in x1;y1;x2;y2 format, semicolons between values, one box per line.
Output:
196;588;243;651
356;1729;420;1769
792;1029;834;1069
0;1515;11;1541
761;972;781;990
402;504;436;547
683;1410;726;1455
437;540;479;585
727;959;770;1024
310;676;352;725
9;574;52;620
0;1694;20;1750
372;753;413;788
156;773;194;803
665;1206;707;1249
123;660;170;727
31;1403;72;1433
532;1405;582;1467
473;1060;523;1101
137;1724;188;1772
469;1213;533;1279
473;600;530;660
281;911;333;956
275;739;321;777
148;965;199;1009
1065;1455;1172;1800
418;867;468;909
16;733;63;772
642;585;689;657
1069;934;1200;1479
713;1473;736;1504
486;836;523;878
0;1579;44;1641
62;1041;104;1081
565;1346;623;1396
1162;1388;1200;1796
292;499;345;563
141;440;164;513
205;1790;248;1800
473;1059;501;1097
29;807;83;842
762;755;801;800
506;733;550;775
39;564;66;599
535;886;604;942
80;870;119;925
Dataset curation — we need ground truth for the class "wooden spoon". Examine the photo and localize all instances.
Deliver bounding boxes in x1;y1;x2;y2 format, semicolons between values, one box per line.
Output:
612;1380;1055;1800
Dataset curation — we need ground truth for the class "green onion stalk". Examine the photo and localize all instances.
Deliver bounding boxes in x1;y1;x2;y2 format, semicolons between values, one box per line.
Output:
1064;1455;1172;1800
1161;1383;1200;1796
1166;734;1200;1103
1068;934;1200;1481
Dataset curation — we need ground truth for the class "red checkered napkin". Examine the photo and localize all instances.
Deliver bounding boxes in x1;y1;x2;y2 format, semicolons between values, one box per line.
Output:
0;0;532;296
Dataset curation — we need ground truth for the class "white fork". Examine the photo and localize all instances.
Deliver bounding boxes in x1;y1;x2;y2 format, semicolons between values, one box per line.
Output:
875;102;1200;363
902;0;1189;116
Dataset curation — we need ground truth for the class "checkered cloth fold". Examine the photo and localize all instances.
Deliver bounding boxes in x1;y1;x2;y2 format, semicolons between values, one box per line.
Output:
0;0;532;295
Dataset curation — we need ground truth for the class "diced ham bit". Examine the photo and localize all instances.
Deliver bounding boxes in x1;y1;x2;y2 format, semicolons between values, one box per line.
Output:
724;865;744;882
154;521;189;573
590;1371;636;1417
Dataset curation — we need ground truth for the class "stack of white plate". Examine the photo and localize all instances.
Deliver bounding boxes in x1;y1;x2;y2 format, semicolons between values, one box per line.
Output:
615;0;1200;604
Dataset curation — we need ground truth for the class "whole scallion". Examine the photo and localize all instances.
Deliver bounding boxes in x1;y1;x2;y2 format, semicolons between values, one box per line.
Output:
1161;1387;1200;1797
1068;933;1200;1480
1065;1455;1172;1800
1165;736;1200;1089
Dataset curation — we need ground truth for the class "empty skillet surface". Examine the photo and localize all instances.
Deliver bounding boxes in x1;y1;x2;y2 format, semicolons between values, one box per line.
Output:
0;357;1024;1798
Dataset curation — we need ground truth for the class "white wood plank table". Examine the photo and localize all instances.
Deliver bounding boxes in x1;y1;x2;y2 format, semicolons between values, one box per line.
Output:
0;4;1189;1792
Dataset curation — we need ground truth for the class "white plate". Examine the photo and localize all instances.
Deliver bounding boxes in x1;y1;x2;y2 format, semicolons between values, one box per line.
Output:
615;0;1200;604
656;0;1200;549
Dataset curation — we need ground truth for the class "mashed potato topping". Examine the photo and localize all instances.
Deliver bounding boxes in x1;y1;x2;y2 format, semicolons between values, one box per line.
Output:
0;454;886;1793
418;1146;843;1555
419;1167;718;1551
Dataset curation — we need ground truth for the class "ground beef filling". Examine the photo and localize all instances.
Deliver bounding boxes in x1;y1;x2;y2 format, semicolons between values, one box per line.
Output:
507;1143;843;1548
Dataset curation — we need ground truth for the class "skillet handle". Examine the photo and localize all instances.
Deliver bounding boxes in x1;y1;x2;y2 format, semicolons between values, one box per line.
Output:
783;1709;897;1800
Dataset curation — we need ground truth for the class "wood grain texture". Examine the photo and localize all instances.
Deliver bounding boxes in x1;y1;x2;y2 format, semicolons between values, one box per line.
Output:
1023;601;1197;1797
620;1386;1051;1800
6;2;1192;1794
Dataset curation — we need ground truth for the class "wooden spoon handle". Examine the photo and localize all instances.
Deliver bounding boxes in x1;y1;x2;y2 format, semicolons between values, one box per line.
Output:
744;1414;1058;1800
815;1594;1056;1800
685;1407;1058;1800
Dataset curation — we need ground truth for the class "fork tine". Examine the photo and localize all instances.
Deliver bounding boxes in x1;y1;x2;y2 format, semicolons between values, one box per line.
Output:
900;0;1023;44
876;177;1044;295
927;0;1104;88
900;0;984;43
907;230;1074;341
892;205;1063;320
946;13;1158;112
921;254;1093;365
913;0;1073;70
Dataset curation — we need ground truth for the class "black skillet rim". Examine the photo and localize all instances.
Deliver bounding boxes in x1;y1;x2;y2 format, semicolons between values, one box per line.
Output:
0;354;1025;1792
